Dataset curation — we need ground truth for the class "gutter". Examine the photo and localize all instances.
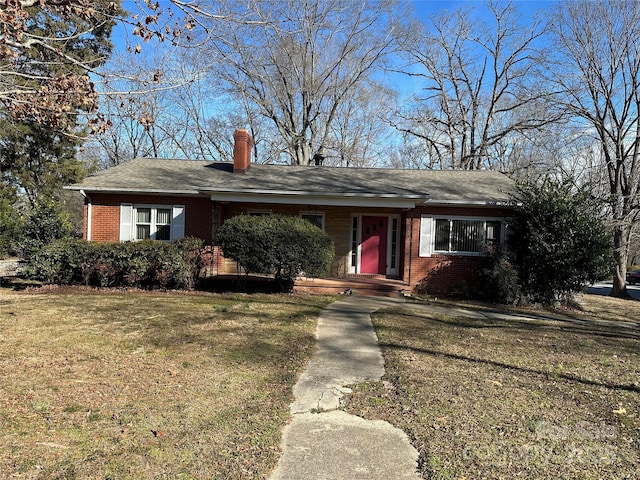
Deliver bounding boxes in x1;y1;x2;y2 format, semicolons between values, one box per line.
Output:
202;187;429;209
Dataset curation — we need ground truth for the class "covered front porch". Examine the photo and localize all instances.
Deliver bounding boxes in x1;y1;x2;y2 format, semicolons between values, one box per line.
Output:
208;200;412;280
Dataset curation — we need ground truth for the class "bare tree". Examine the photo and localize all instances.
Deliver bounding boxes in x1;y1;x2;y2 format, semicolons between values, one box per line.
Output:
191;0;399;166
549;0;640;297
93;45;214;166
324;84;397;167
93;48;288;166
394;0;558;170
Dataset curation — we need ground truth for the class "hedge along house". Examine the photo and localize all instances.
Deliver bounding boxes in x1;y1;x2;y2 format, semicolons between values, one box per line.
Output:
66;129;515;295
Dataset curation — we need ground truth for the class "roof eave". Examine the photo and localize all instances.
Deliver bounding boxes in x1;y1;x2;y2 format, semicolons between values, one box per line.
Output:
420;199;514;207
207;190;427;208
64;186;201;196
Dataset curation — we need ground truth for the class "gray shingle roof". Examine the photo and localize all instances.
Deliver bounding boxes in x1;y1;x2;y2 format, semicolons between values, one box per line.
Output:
67;158;515;205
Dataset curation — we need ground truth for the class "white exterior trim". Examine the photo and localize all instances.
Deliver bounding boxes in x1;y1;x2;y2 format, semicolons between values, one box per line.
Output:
209;192;420;208
430;215;505;256
349;214;361;274
119;204;133;242
386;214;401;276
420;199;513;207
419;215;433;257
86;200;92;241
120;203;185;242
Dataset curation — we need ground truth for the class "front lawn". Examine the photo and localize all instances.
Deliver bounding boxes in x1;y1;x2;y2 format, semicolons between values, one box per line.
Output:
346;294;640;479
0;288;333;479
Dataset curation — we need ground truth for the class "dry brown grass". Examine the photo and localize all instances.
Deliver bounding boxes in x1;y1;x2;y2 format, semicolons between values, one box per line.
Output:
346;294;640;479
0;287;333;479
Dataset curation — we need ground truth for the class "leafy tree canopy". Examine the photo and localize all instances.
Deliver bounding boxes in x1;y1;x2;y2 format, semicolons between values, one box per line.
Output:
0;120;92;205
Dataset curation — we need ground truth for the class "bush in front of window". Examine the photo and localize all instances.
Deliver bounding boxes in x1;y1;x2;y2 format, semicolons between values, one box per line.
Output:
28;237;205;290
217;214;335;291
478;245;521;304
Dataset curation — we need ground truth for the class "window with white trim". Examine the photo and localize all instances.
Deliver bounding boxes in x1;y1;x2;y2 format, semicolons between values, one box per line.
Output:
300;212;325;230
135;207;172;240
433;218;503;254
120;204;185;242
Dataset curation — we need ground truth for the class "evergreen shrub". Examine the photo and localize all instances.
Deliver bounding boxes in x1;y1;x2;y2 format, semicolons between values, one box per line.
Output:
28;238;205;290
217;214;335;291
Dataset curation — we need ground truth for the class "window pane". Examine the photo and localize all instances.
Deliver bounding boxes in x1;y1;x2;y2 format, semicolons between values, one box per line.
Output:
136;225;151;240
136;208;151;223
351;216;358;267
156;224;170;241
156;208;171;224
302;214;323;230
451;220;483;252
390;218;398;269
486;221;501;245
434;219;450;251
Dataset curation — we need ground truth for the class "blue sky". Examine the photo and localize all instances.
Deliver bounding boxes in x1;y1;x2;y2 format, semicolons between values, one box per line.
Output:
111;0;556;68
106;1;556;98
411;0;556;18
115;0;556;44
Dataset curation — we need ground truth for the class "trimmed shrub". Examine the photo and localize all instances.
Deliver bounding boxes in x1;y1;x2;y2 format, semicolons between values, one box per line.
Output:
28;238;205;290
217;214;335;291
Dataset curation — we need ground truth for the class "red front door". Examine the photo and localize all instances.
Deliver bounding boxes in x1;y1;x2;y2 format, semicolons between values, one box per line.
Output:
361;216;388;275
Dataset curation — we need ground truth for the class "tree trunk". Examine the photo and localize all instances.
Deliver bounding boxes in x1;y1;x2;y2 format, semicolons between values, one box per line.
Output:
292;136;311;165
611;225;631;298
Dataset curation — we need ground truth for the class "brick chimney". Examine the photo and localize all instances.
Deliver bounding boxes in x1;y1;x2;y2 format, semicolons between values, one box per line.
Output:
233;128;253;173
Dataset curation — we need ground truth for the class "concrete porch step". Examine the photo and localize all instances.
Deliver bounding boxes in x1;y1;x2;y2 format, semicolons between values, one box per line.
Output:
294;276;407;297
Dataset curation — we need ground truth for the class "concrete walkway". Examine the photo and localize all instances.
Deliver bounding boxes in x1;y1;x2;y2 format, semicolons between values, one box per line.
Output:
270;292;639;479
269;296;420;480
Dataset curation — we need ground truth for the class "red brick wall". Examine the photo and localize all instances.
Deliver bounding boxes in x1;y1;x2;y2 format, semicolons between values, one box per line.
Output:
402;205;513;295
86;194;213;243
90;204;121;241
83;193;512;296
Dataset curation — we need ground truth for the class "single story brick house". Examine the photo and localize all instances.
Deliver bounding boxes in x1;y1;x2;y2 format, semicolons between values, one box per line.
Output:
66;129;515;294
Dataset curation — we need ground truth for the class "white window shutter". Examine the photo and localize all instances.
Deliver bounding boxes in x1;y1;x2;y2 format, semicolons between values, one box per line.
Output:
119;204;133;242
172;205;185;240
419;215;433;257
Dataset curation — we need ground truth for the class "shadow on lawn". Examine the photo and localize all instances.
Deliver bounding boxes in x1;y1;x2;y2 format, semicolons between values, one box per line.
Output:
404;308;640;343
380;341;640;394
66;288;327;369
197;275;293;294
376;309;640;394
